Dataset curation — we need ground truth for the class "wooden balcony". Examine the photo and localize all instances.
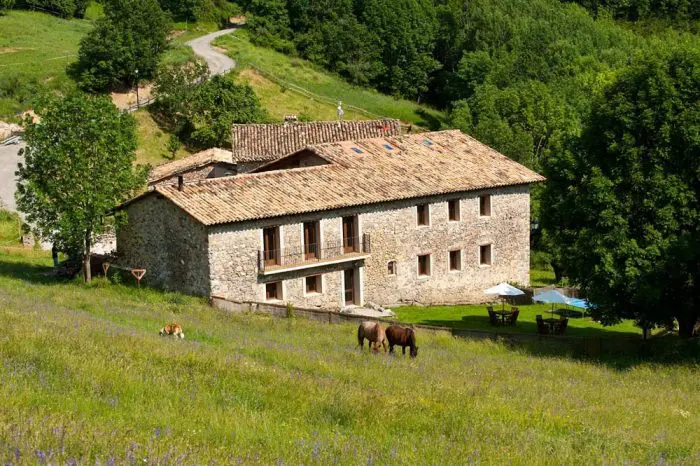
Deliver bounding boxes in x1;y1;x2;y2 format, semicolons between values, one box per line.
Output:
258;234;371;275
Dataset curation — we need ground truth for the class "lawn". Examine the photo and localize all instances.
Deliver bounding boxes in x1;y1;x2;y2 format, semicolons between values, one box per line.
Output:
214;30;446;128
395;302;643;338
0;250;698;463
0;10;92;119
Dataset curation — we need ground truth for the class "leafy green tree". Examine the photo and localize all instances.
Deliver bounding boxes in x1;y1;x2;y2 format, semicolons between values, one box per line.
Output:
155;67;267;148
187;75;267;147
70;0;170;92
153;59;210;132
541;46;700;337
0;0;15;15
248;0;294;52
15;93;146;283
23;0;89;18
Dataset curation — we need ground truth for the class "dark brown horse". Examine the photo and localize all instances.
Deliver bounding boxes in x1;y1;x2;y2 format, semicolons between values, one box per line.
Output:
385;325;418;358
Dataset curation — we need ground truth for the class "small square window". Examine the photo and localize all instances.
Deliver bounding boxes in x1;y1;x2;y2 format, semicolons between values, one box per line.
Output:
417;204;430;226
387;261;397;275
480;194;491;217
449;250;462;271
448;199;460;221
480;244;492;266
305;275;322;294
418;254;431;277
265;282;282;300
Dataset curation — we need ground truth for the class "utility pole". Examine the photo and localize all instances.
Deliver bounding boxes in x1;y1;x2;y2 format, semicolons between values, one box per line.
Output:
135;69;140;109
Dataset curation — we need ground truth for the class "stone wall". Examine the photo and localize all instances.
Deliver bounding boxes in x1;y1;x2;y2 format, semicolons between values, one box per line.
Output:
361;185;531;305
207;184;531;307
116;194;210;295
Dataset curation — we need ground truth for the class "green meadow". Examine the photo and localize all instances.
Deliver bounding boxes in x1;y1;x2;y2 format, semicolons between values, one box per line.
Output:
0;10;92;119
0;250;698;464
214;29;446;128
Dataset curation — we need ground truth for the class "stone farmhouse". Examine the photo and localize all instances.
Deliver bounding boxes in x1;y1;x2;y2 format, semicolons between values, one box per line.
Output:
117;130;544;309
147;119;402;188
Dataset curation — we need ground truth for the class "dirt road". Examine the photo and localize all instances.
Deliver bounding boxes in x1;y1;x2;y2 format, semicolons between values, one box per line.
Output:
187;29;238;76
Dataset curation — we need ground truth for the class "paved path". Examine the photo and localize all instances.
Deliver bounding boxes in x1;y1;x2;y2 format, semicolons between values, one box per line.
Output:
187;29;238;76
0;142;24;211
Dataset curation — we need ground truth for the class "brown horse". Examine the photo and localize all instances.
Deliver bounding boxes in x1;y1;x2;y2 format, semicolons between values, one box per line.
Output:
357;321;387;353
385;325;418;358
159;323;185;339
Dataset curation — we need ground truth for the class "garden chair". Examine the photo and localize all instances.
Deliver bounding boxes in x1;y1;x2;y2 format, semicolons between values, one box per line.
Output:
508;309;520;326
558;318;569;335
488;309;500;326
536;315;548;335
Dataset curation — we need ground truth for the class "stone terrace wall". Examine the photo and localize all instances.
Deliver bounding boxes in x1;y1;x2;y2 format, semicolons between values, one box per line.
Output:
117;194;210;295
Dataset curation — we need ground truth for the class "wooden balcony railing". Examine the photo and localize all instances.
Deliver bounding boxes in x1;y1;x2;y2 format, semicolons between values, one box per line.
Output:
258;234;371;273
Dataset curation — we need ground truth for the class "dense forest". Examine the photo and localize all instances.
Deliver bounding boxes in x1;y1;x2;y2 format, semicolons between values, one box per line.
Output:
242;0;698;173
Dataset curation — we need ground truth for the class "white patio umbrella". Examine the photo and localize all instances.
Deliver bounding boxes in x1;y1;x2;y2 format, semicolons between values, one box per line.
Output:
533;289;571;317
484;282;525;310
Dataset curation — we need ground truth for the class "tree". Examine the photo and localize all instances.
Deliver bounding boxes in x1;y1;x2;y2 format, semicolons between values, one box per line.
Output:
155;69;267;148
153;58;210;132
188;75;267;147
541;46;700;337
15;93;146;283
0;0;15;15
70;0;170;92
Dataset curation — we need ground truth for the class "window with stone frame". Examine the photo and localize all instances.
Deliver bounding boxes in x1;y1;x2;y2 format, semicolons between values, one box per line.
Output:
417;204;430;226
480;244;492;266
479;194;491;217
265;281;282;300
387;260;397;275
418;254;431;276
305;275;322;294
448;199;460;221
449;249;462;271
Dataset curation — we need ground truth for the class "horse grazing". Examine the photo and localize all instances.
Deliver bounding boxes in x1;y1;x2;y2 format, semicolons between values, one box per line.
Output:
385;325;418;358
159;323;185;339
357;321;387;353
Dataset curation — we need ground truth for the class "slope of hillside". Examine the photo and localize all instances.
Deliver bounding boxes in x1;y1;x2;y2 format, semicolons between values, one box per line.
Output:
0;250;698;464
214;30;446;129
0;10;92;119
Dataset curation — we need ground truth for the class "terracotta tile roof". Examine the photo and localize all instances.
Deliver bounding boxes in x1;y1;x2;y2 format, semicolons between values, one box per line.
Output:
140;130;544;226
148;148;233;184
231;119;401;162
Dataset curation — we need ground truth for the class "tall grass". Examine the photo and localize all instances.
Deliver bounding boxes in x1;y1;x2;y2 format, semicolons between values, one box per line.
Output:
0;251;698;464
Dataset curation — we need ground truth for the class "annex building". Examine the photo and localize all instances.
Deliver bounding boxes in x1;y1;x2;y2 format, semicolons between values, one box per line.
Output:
117;130;544;309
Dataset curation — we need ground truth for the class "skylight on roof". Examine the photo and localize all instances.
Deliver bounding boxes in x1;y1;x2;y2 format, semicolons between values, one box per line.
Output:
383;144;394;151
351;147;363;154
423;139;434;146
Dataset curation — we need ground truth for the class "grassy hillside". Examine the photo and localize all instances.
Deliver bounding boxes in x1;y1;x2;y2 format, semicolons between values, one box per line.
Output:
0;249;698;463
214;30;446;128
133;109;193;166
0;10;92;119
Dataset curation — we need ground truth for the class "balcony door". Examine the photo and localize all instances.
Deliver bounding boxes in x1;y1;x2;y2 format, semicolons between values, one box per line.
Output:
262;227;280;266
344;269;356;305
303;221;319;260
342;216;358;253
